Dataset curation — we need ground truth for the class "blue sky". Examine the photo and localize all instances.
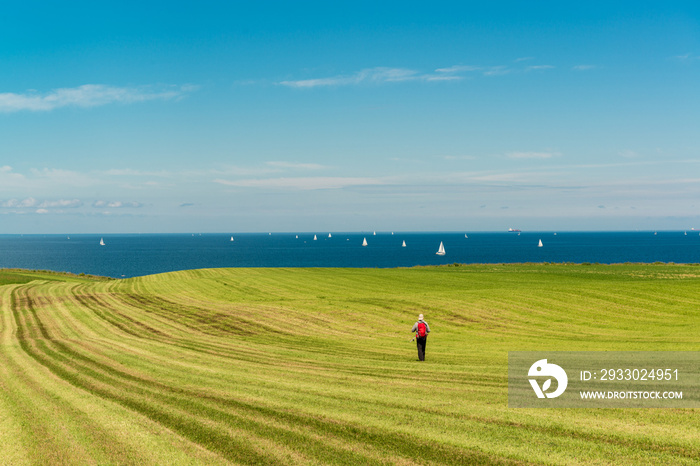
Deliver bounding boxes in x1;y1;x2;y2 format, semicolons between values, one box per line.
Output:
1;1;699;233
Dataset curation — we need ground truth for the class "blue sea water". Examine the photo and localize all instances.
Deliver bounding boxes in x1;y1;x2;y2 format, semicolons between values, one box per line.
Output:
0;232;699;278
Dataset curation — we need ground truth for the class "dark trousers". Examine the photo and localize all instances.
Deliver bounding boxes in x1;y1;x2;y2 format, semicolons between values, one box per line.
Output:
416;336;427;361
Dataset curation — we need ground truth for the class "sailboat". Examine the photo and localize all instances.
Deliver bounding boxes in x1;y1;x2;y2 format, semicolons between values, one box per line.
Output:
373;231;376;236
436;242;445;256
100;238;105;246
313;235;317;240
362;237;368;247
296;235;298;239
464;234;468;238
328;233;332;238
538;239;543;247
230;236;234;242
402;240;406;247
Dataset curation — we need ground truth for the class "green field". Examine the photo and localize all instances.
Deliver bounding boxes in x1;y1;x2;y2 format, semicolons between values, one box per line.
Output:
1;264;698;465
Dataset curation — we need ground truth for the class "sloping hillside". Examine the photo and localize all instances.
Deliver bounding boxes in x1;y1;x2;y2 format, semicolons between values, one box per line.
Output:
1;265;698;464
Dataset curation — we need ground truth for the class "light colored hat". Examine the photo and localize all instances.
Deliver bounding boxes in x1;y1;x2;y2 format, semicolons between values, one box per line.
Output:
418;314;424;320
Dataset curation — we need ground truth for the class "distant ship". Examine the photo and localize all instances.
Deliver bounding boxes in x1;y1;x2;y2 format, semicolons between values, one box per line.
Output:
100;238;105;246
362;237;368;246
538;239;543;247
402;240;406;247
436;242;445;256
508;228;521;232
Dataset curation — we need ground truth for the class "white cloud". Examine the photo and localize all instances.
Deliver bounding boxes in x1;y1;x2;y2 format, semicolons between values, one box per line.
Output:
434;65;483;73
424;75;464;82
280;61;574;88
673;53;699;61
1;197;37;208
38;199;83;208
29;168;98;187
35;209;49;214
0;166;26;186
279;67;423;88
278;66;473;88
572;65;596;71
92;200;143;208
526;65;555;71
0;84;197;113
482;66;511;76
618;150;639;159
435;65;516;77
1;197;82;210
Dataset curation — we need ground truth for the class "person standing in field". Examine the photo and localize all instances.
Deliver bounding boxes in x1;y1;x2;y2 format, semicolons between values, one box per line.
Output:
411;314;430;361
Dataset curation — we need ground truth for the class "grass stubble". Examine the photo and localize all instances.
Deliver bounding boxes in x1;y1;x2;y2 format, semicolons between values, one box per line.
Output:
0;263;698;465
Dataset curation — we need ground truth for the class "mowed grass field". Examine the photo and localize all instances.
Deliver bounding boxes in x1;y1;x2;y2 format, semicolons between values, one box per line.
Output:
0;264;698;465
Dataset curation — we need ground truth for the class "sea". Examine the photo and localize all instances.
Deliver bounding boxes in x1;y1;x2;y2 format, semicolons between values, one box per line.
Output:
1;231;699;279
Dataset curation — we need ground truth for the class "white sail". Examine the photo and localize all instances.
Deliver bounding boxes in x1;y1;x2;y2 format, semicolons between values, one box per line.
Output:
362;237;368;246
436;241;445;256
373;231;376;235
100;238;105;246
328;233;332;238
230;236;234;241
313;235;317;240
464;234;468;238
402;240;406;247
538;239;543;247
